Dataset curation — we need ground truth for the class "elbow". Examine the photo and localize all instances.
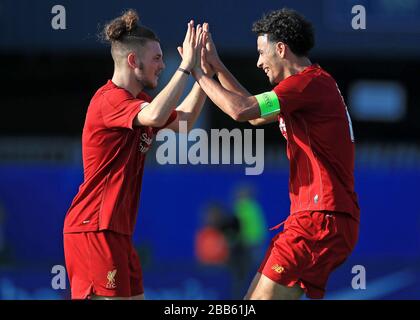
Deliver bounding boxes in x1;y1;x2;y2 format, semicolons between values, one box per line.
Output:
134;108;171;128
228;97;255;122
231;108;249;122
145;114;168;128
175;112;194;132
181;114;194;132
148;119;166;128
150;109;178;127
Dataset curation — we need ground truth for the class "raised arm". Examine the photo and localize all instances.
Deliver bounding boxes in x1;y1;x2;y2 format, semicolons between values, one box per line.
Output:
134;21;202;128
166;82;207;132
199;24;278;125
201;23;250;97
164;26;210;132
194;69;260;122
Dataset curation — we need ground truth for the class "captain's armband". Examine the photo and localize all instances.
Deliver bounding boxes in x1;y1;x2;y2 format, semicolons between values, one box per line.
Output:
254;91;281;118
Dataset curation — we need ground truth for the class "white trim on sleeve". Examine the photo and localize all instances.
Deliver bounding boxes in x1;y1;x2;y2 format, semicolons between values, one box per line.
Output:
140;102;150;110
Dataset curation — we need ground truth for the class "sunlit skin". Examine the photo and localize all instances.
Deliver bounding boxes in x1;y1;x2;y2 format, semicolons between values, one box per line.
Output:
256;34;312;85
256;34;285;85
112;40;166;97
133;41;166;90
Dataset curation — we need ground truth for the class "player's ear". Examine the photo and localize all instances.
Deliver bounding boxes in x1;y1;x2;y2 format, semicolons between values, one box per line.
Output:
275;42;286;59
127;52;138;69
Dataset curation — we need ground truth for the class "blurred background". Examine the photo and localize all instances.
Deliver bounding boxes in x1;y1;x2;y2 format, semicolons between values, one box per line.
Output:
0;0;419;299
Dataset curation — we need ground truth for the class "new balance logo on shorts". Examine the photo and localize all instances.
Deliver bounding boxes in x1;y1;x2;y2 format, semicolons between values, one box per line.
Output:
271;264;285;274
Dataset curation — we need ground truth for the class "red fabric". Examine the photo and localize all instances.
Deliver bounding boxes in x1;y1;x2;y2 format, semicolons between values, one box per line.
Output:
195;227;229;264
63;80;177;235
258;211;359;299
64;230;143;299
273;64;359;221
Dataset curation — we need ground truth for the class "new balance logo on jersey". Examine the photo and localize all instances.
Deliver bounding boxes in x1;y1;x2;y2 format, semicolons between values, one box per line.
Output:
271;264;285;274
106;269;117;289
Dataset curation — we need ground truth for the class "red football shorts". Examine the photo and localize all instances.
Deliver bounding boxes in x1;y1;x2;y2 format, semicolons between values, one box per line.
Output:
258;211;359;299
63;230;143;299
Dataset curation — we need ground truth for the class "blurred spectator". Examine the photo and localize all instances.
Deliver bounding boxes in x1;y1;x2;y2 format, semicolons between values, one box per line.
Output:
195;202;246;297
233;185;267;266
195;203;232;265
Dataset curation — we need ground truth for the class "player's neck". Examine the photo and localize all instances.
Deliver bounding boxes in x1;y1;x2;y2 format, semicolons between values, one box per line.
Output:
285;57;312;78
112;69;143;98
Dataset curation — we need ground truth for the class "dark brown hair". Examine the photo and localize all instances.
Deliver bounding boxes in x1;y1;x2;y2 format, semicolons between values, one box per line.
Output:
252;8;314;56
103;9;159;47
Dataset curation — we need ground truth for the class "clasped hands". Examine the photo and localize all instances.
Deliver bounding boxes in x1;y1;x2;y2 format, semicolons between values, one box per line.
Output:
177;20;221;79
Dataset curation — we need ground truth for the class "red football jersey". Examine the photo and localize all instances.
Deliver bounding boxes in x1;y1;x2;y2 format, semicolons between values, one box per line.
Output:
64;80;177;235
273;64;359;221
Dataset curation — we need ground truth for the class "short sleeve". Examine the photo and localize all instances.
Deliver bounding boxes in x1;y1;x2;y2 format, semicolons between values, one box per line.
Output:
273;74;314;114
101;89;145;130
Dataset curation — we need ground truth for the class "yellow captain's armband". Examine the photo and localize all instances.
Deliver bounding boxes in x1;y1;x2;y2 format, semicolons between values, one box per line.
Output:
254;91;281;118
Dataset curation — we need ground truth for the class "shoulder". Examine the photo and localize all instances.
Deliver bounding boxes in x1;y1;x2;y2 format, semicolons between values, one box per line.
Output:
137;91;153;103
275;65;334;95
101;83;134;107
87;81;131;111
274;68;314;95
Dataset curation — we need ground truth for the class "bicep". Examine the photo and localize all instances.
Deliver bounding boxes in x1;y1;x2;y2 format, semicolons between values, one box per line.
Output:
103;99;142;130
234;96;262;121
132;102;163;127
241;91;281;123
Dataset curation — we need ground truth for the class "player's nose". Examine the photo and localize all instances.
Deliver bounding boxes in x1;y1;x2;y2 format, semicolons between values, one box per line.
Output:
256;56;263;69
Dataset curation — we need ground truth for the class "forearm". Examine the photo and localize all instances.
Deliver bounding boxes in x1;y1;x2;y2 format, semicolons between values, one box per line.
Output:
214;61;251;97
195;71;260;122
249;114;278;126
144;65;190;125
176;82;207;131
